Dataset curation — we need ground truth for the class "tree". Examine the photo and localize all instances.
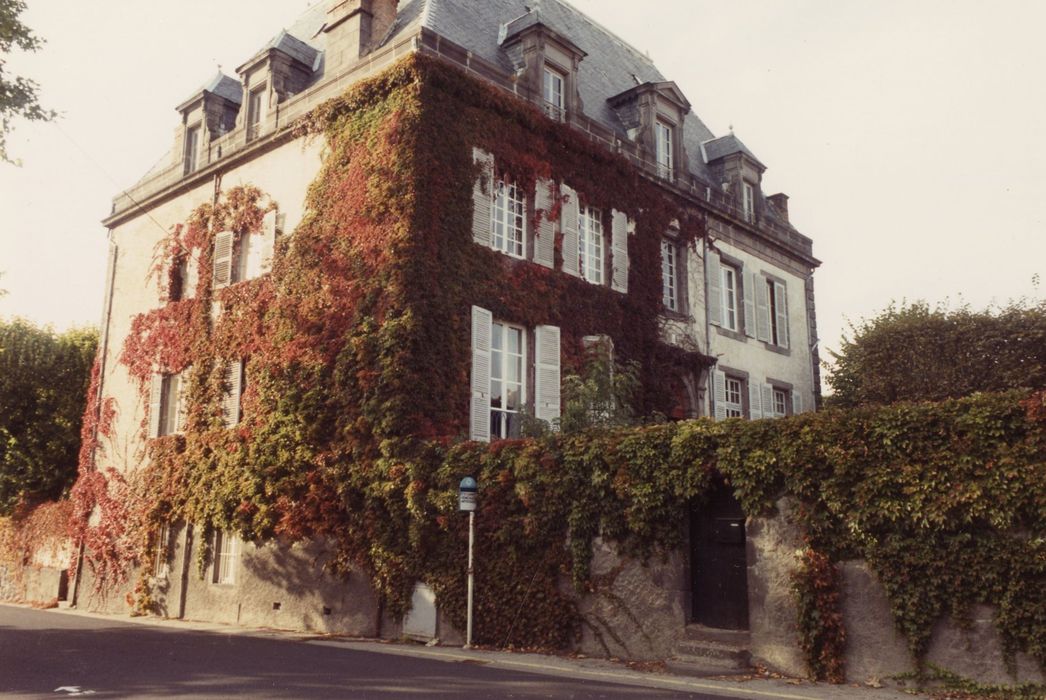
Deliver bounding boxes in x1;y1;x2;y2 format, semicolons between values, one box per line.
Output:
0;320;97;513
1;0;55;164
826;300;1046;408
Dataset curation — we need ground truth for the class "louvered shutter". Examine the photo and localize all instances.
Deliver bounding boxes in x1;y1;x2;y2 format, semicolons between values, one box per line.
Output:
743;268;757;338
223;360;242;428
469;306;493;442
258;210;277;275
713;370;727;421
175;368;192;433
472;148;494;248
755;274;771;343
533;179;556;268
707;251;723;327
748;382;763;419
185;255;199;299
213;231;234;289
762;384;774;418
560;184;580;277
774;281;790;348
792;391;803;415
148;373;164;438
610;210;629;292
100;243;117;329
534;325;562;428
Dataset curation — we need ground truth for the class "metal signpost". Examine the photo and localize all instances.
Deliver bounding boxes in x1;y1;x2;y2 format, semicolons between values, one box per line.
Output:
458;476;477;648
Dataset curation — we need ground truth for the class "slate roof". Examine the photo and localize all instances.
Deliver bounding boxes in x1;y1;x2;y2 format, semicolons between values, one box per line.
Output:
180;72;243;108
703;133;766;170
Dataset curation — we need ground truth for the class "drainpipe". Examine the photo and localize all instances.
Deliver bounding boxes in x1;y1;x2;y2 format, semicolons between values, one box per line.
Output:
701;235;715;418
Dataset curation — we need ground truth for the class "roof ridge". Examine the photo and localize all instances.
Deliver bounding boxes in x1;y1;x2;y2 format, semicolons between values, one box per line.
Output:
549;0;657;69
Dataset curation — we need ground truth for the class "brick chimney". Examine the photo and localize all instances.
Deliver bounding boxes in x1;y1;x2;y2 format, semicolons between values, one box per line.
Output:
767;193;789;222
324;0;398;71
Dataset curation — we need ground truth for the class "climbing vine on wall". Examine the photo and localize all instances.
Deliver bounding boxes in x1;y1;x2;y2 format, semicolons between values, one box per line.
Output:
58;54;1046;679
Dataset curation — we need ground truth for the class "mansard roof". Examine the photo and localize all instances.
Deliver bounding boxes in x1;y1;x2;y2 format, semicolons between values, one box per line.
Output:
702;133;766;171
176;72;243;112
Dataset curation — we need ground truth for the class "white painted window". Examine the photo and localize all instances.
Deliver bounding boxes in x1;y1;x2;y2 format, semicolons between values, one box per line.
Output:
578;205;604;285
247;87;264;142
661;239;678;311
724;377;744;418
153;371;187;437
183;125;200;175
767;279;790;348
543;67;565;121
773;388;788;417
721;264;738;331
212;530;239;585
491;178;526;259
490;322;526;439
655;120;673;180
742;181;755;223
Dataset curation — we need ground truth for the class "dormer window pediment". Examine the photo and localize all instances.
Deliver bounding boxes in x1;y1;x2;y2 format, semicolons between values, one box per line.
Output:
609;81;691;181
498;15;586;124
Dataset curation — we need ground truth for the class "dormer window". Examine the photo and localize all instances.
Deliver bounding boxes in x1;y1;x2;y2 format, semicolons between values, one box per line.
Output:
742;182;755;223
183;125;200;175
656;120;674;180
246;87;265;143
543;66;565;122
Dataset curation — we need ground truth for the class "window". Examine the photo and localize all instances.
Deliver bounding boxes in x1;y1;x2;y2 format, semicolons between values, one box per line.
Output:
655;120;674;180
490;322;526;439
150;371;187;438
578;205;604;285
720;263;739;331
183;125;200;175
247;87;265;142
169;253;198;302
767;279;790;348
772;388;788;417
661;239;679;311
742;182;755;223
212;530;239;585
491;178;526;259
212;211;277;290
153;523;171;579
543;67;565;121
723;376;744;418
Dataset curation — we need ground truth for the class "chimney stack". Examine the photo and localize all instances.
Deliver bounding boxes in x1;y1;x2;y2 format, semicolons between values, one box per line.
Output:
324;0;398;72
767;193;789;222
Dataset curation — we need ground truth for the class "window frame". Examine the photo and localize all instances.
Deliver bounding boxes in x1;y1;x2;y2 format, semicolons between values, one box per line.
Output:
655;119;674;180
772;387;789;417
490;177;527;260
153;523;171;579
723;376;744;418
742;181;755;223
158;372;184;437
542;65;566;122
212;530;239;585
489;321;527;440
661;238;679;312
720;263;739;332
578;204;604;285
183;124;200;176
766;277;790;348
246;86;265;142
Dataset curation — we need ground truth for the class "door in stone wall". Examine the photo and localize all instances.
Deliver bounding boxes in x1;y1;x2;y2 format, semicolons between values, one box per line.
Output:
690;485;749;629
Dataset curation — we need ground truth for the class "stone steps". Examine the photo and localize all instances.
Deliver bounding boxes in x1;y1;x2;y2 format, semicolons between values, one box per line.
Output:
667;625;752;677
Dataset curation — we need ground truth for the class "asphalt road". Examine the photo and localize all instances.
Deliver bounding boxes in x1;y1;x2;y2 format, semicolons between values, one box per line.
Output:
0;605;730;699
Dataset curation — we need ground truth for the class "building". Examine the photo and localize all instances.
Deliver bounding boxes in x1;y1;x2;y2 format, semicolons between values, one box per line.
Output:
81;0;820;659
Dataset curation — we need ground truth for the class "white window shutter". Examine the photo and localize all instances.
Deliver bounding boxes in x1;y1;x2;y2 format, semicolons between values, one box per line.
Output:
713;369;727;421
560;184;580;277
534;325;562;428
743;268;757;339
258;210;277;275
223;360;243;428
213;231;234;289
792;391;803;415
707;251;723;327
185;255;199;299
100;243;117;329
174;369;190;433
748;382;763;420
148;373;164;438
774;282;790;348
610;210;629;293
762;384;774;417
755;274;772;343
469;306;493;442
533;179;556;268
472;148;494;248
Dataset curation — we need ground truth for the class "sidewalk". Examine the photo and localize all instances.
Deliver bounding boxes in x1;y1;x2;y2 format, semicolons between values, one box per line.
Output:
37;603;915;700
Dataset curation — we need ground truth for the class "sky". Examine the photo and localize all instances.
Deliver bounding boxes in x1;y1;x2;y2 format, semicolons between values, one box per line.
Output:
1;0;1044;383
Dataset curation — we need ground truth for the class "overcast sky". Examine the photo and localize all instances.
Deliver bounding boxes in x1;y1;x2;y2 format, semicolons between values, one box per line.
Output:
2;0;1044;382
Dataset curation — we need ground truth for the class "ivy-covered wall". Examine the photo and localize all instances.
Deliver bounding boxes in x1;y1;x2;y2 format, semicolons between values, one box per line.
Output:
61;54;1046;686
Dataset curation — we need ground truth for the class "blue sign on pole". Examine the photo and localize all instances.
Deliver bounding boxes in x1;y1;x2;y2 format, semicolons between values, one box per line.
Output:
459;476;478;512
